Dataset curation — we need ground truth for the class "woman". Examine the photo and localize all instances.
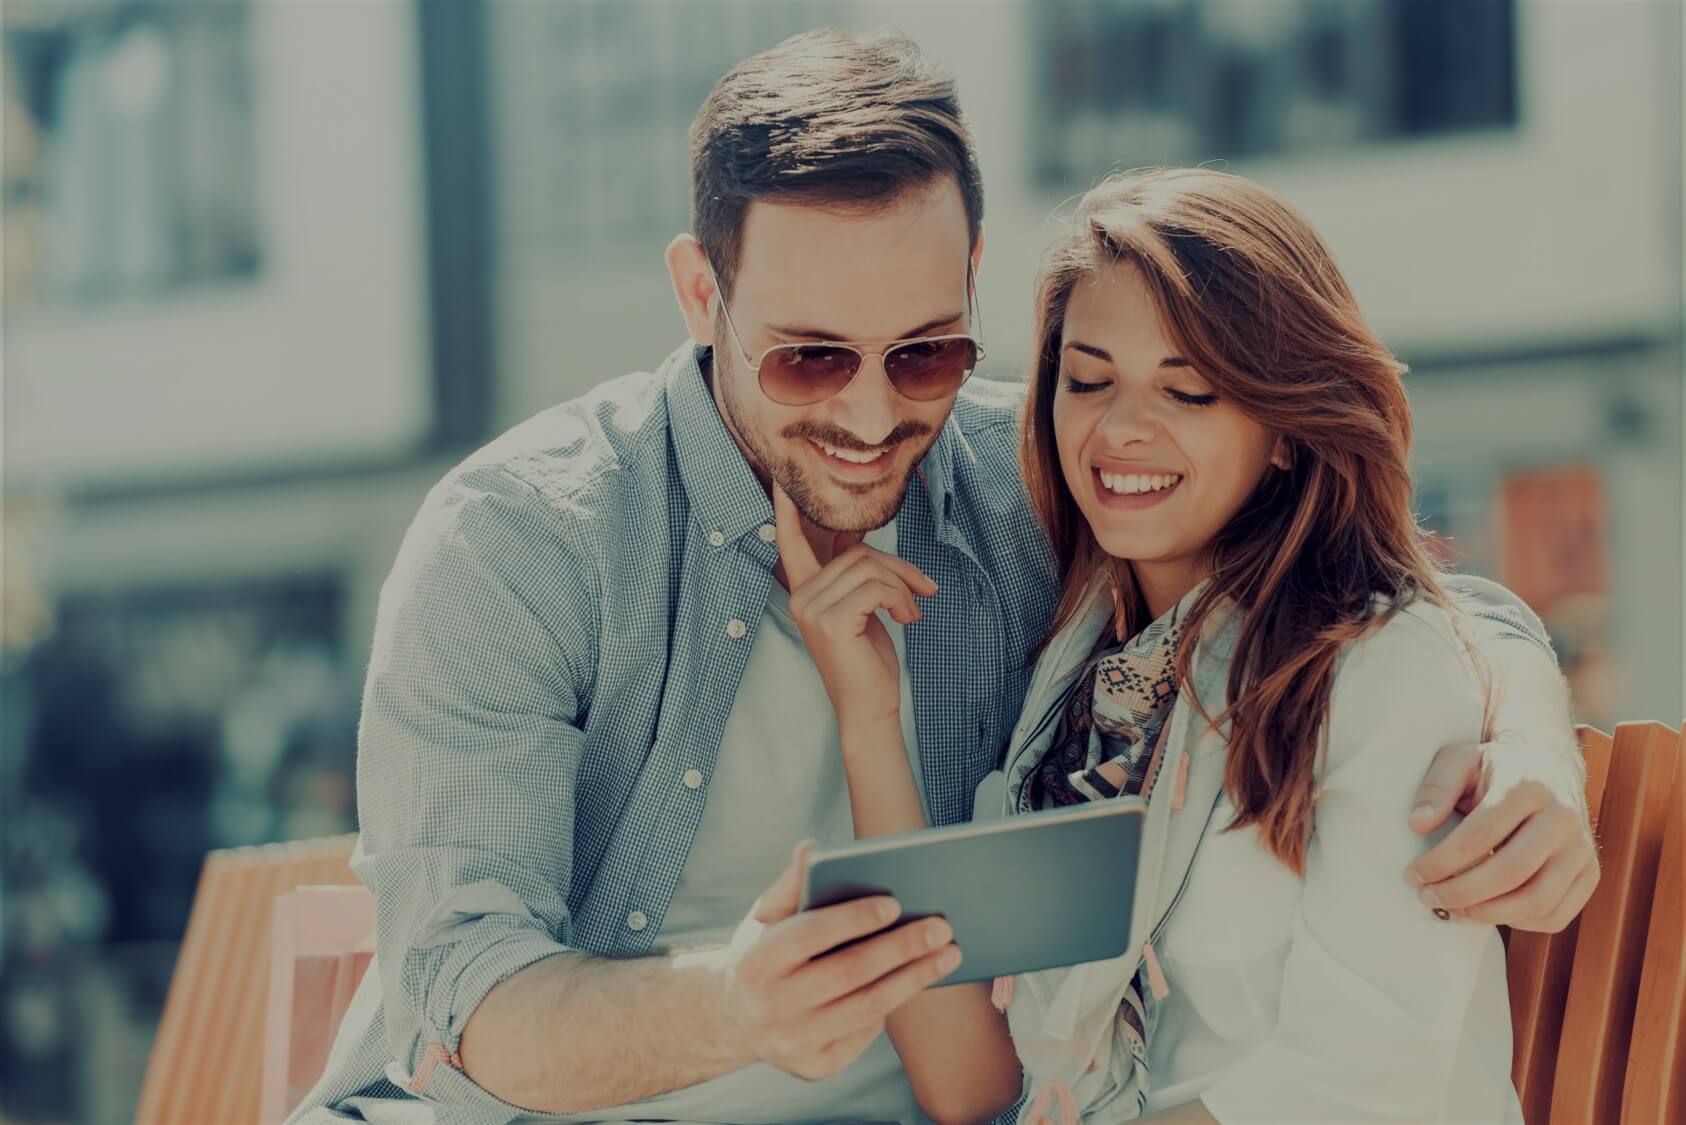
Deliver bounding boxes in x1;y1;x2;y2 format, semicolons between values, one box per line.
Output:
777;168;1523;1123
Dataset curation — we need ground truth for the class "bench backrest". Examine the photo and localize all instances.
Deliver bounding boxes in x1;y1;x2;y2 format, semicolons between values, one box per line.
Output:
136;835;361;1124
1507;721;1683;1124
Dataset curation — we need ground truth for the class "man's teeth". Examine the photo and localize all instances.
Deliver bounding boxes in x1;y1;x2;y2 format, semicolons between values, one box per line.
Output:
821;443;886;464
1098;471;1183;495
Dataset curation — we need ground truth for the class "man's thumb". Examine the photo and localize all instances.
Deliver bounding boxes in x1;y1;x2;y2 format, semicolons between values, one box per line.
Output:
751;839;814;923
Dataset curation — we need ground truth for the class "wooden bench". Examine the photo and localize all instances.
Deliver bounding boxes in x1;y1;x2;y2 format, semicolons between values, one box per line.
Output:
140;722;1685;1122
1507;721;1685;1123
136;835;362;1124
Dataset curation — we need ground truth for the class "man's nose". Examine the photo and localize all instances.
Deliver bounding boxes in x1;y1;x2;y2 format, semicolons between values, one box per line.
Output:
824;355;901;447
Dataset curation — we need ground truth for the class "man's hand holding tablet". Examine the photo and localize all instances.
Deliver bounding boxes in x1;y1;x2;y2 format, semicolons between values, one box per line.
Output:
799;798;1146;985
709;838;965;1081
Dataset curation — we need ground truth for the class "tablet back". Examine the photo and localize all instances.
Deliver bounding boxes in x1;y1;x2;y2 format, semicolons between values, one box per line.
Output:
802;799;1146;985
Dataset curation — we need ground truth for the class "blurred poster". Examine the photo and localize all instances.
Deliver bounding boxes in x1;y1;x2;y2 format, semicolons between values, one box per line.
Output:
1500;463;1607;611
1499;463;1620;725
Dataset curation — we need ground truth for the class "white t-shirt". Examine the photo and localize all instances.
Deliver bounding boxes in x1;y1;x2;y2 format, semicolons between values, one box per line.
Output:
601;521;931;1125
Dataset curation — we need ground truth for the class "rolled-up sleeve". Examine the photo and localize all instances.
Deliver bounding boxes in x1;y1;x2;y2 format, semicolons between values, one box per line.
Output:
1200;609;1505;1122
353;463;599;1091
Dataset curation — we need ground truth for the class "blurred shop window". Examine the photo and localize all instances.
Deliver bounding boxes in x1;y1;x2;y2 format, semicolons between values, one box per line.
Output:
2;0;261;308
1031;0;1517;184
489;0;853;260
0;573;357;1119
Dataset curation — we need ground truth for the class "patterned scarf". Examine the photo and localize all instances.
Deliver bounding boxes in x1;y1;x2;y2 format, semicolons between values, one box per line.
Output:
1025;587;1189;813
1016;583;1201;1121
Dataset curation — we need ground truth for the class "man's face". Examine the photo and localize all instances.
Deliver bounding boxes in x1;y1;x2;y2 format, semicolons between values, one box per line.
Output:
711;179;975;533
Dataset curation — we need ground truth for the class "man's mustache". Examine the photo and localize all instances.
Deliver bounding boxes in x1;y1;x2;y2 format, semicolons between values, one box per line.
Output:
783;420;933;453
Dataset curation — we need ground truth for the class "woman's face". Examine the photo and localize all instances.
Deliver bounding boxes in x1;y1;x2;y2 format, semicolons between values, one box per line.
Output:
1052;263;1282;604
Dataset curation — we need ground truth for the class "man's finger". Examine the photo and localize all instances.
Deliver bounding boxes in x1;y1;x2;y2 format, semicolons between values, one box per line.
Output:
819;943;963;1035
808;535;937;601
772;484;823;588
788;916;952;1010
1409;743;1485;834
1508;860;1601;934
766;894;902;975
1416;808;1569;913
819;545;937;601
866;548;938;597
1449;849;1582;926
804;575;921;628
752;839;814;925
1408;780;1550;886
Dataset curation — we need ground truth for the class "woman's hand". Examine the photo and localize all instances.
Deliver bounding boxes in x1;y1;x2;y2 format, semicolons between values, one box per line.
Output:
772;484;937;726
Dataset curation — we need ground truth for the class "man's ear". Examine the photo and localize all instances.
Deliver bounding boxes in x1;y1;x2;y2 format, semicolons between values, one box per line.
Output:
665;234;718;346
969;228;986;296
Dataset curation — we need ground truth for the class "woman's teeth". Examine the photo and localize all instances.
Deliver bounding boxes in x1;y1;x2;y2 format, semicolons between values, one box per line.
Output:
1099;471;1182;495
821;443;886;464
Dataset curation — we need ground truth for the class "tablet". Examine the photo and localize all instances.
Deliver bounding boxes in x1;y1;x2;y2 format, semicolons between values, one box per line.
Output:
798;797;1146;986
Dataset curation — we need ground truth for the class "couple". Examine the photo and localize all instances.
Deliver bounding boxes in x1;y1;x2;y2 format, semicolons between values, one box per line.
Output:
297;29;1596;1125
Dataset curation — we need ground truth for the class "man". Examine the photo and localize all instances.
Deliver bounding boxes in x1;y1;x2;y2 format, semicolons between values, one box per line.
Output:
296;29;1597;1125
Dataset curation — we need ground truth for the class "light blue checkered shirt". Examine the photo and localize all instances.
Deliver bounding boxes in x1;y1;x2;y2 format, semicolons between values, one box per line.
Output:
294;344;1061;1122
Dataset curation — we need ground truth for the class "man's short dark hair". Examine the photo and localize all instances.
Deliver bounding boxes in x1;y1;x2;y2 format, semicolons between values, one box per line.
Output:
690;28;984;300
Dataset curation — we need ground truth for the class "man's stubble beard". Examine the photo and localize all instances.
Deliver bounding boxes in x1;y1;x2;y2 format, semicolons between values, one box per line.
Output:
710;338;930;534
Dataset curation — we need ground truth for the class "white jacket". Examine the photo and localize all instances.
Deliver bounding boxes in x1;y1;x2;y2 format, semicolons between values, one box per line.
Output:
986;586;1524;1123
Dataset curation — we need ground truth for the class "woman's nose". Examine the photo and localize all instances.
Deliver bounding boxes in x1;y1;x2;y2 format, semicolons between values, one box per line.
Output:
1095;389;1159;448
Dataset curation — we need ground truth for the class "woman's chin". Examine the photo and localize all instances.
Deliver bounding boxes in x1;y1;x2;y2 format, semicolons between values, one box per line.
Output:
1086;524;1176;564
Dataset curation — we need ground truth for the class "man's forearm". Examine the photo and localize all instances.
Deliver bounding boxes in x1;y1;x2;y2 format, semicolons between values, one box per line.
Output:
457;946;754;1113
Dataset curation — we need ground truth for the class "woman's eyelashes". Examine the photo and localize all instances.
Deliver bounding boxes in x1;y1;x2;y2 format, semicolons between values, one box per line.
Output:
1060;370;1219;407
1062;372;1108;394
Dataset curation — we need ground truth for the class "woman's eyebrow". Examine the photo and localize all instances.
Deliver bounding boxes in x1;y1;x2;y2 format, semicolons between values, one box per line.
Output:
1063;342;1192;369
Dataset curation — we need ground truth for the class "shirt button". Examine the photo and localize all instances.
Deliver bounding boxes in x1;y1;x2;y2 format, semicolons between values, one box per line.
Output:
758;523;776;543
726;618;748;639
682;768;705;790
626;911;648;932
707;530;726;547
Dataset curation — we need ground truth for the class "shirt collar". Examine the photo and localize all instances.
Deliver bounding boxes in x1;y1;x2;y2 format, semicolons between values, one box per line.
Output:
667;344;775;548
665;341;963;551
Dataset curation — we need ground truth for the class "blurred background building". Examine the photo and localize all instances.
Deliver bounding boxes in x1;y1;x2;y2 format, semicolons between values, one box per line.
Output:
1;1;1680;1119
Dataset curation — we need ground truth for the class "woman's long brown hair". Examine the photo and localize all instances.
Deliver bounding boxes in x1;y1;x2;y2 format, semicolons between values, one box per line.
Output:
1021;168;1488;873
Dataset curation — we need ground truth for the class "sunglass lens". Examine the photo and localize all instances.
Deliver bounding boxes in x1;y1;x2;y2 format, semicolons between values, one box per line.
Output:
884;338;978;400
760;345;862;405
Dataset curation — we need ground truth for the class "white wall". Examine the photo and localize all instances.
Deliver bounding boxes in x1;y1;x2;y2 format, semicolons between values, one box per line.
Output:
7;1;431;491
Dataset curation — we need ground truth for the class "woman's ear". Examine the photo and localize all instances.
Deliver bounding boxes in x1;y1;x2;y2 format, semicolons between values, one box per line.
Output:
1269;437;1292;471
665;234;718;346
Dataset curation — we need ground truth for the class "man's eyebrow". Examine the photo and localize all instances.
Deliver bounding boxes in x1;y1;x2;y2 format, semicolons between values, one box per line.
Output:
1062;341;1190;368
766;312;967;343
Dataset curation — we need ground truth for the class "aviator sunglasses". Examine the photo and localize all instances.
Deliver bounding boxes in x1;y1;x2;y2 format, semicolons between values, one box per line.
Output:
706;259;986;406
